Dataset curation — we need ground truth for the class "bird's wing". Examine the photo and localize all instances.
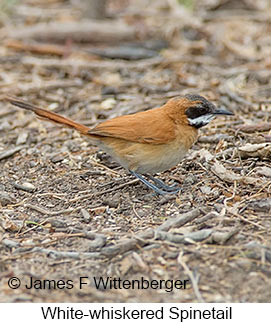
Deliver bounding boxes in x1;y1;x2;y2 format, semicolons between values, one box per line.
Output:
88;108;175;144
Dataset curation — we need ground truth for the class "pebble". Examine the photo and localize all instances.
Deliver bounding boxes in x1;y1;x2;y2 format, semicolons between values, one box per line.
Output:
0;146;24;161
29;161;37;168
13;182;36;193
102;86;118;95
100;98;116;110
200;185;212;195
249;197;271;213
81;208;91;222
0;120;11;131
50;154;65;163
16;132;28;145
48;102;59;110
256;166;271;178
49;220;67;228
0;191;15;206
102;197;119;208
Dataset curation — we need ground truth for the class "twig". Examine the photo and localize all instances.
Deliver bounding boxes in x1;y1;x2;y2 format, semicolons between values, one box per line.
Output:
25;203;80;216
177;250;204;302
88;158;121;175
234;213;265;230
35;192;67;199
155;229;213;244
157;208;203;232
221;83;254;107
21;56;163;71
69;179;139;202
223;182;265;230
2;231;106;258
19;79;83;94
5;20;136;43
101;229;154;258
14;247;102;259
132;203;142;219
16;219;48;237
0;146;26;161
101;209;206;258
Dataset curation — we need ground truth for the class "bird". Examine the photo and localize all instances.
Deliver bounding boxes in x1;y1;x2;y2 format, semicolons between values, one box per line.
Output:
4;94;233;195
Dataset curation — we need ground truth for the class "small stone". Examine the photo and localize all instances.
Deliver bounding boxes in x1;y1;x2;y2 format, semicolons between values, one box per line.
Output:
100;98;116;110
13;182;36;193
102;86;118;95
29;161;37;168
42;238;52;244
256;166;271;178
200;185;212;195
249;198;271;213
22;182;36;192
22;239;35;246
0;191;15;206
214;204;223;212
16;132;28;145
50;154;65;163
0;120;11;131
49;220;67;228
81;208;91;222
102;196;119;208
48;102;59;110
0;146;23;161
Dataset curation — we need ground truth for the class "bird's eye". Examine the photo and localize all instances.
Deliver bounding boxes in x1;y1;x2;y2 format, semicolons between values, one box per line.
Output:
199;107;208;115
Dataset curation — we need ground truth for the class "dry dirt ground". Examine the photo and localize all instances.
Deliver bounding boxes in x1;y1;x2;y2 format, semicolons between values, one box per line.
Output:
0;0;271;302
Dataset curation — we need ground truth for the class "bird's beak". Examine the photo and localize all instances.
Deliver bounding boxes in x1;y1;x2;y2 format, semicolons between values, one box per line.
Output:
212;107;234;116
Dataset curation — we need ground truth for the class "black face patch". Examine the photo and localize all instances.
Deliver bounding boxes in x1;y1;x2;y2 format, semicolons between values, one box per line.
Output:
183;94;233;128
184;95;217;128
185;105;210;119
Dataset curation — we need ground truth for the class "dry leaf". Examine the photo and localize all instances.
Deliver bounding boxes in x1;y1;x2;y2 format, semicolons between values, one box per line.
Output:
211;161;259;185
255;166;271;178
1;219;21;232
238;122;271;133
239;143;271;159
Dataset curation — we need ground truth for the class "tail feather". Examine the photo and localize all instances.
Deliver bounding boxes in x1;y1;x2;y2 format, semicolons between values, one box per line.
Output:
5;96;91;135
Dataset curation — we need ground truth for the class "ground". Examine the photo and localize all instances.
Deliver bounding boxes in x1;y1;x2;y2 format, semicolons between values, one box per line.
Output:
0;0;271;303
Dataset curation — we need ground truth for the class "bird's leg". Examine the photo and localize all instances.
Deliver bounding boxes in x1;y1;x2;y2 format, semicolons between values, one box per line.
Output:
130;171;168;195
130;171;179;195
146;175;180;192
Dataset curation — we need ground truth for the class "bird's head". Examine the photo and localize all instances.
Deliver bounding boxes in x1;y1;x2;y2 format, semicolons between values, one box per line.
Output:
184;94;233;128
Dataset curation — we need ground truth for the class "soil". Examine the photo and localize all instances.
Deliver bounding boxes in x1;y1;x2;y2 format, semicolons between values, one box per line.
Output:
0;0;271;303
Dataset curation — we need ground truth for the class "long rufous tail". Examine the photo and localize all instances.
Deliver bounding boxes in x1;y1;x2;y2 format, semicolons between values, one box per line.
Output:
4;96;91;135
